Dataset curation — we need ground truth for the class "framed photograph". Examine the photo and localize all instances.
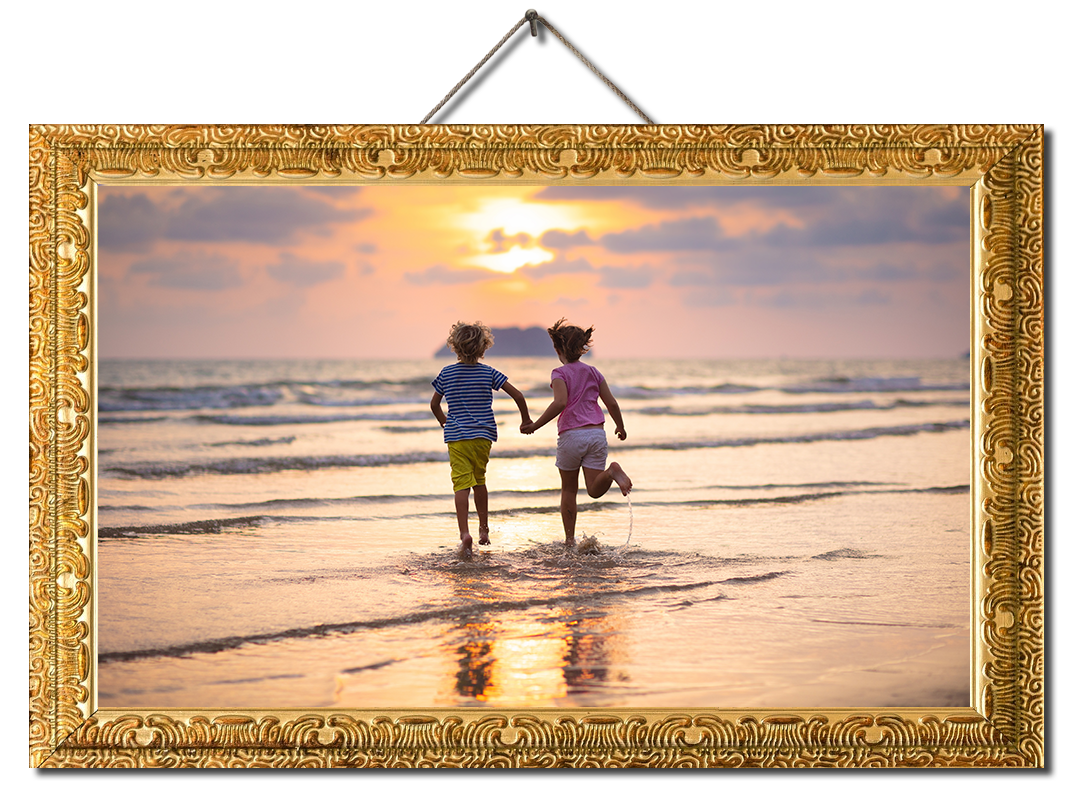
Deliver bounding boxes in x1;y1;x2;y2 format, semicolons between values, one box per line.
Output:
29;124;1043;767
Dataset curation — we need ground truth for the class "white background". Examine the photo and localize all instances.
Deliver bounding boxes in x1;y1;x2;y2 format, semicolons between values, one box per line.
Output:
6;0;1064;793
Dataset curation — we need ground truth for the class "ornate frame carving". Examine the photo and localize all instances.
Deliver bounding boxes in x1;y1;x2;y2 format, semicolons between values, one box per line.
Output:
29;124;1044;768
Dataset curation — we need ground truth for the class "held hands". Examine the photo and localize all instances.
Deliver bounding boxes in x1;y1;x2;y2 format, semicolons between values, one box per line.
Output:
521;421;623;437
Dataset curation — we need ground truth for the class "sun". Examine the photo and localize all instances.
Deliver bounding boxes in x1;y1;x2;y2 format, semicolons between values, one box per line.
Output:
453;195;593;274
473;245;551;274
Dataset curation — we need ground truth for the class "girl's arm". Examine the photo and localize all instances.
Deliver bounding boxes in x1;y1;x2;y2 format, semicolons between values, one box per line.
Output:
522;378;568;434
500;381;532;428
430;391;447;428
598;380;627;441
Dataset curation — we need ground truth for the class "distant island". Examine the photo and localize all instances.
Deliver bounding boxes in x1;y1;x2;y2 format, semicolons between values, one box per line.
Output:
434;326;559;358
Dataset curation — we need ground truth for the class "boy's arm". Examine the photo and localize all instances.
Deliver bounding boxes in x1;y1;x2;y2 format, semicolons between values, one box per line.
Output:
500;381;531;427
598;379;627;441
430;391;446;428
523;378;568;434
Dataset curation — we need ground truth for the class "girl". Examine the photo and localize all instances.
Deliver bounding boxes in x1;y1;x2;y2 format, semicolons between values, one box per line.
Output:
521;319;632;545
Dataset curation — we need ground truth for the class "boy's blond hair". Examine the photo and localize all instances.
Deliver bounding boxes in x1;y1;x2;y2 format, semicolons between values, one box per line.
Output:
446;321;494;364
548;318;594;363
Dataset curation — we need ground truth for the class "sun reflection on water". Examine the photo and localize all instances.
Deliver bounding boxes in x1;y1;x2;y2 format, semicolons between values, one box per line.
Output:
438;566;630;706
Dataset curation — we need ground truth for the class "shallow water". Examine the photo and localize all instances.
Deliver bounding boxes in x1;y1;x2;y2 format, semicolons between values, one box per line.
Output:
96;357;970;708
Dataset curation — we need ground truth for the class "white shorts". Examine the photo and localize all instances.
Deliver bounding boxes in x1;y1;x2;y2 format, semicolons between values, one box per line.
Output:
555;426;608;472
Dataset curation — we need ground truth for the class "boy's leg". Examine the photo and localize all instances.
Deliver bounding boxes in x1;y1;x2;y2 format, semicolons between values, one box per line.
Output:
474;484;490;544
452;486;469;553
471;439;491;545
559;468;580;545
448;438;492;557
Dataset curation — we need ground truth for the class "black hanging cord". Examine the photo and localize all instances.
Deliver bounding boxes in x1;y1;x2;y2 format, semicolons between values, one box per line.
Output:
420;9;660;124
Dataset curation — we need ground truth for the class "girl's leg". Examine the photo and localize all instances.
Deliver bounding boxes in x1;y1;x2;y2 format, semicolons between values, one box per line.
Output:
474;484;490;544
582;463;632;498
559;468;580;545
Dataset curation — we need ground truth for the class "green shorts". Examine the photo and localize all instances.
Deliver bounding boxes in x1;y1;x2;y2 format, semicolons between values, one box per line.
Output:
447;438;492;492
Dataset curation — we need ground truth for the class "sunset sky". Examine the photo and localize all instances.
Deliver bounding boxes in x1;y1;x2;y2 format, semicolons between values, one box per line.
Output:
97;183;969;360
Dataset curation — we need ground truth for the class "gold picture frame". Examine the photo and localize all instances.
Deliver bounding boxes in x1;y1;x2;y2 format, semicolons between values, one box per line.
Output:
29;123;1044;768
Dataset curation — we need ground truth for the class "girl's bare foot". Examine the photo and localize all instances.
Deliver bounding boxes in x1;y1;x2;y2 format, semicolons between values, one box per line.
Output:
478;525;490;546
609;462;632;495
459;533;473;559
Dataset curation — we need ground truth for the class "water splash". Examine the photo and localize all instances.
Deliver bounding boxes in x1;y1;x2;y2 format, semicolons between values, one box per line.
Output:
560;535;635;568
577;535;601;555
624;493;634;547
455;538;474;562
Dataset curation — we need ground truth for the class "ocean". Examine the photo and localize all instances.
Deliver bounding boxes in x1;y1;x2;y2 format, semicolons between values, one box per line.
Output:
96;357;970;709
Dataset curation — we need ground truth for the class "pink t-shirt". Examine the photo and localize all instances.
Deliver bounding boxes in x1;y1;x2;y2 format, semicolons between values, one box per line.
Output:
551;361;605;434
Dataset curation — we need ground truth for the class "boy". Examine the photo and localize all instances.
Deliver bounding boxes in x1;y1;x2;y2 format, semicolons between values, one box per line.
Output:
431;321;531;558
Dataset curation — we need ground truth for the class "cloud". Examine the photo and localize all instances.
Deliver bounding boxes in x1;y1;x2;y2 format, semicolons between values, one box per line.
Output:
727;254;832;286
516;256;594;280
99;193;168;252
760;187;968;247
669;269;719;287
671;252;960;290
534;186;968;249
928;194;970;227
128;252;243;291
856;262;919;282
256;290;307;317
760;287;892;309
857;288;892;305
532;186;825;209
165;189;372;244
709;186;831;208
600;217;733;253
265;253;346;287
404;264;502;285
302;187;364;198
680;287;736;308
597;265;656;289
101;187;374;252
486;228;532;253
669;253;830;287
539;229;595;249
594;191;966;257
355;242;378;254
552;296;590;309
763;218;918;247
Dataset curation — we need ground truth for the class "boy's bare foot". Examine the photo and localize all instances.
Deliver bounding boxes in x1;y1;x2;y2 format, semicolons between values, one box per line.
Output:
459;533;473;560
609;462;632;495
565;535;575;548
478;525;490;546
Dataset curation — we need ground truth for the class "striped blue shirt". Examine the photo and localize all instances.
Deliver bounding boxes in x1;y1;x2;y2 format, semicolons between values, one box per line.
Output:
432;362;508;443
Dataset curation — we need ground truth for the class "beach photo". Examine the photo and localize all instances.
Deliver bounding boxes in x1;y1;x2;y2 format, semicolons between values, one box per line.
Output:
95;181;971;710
